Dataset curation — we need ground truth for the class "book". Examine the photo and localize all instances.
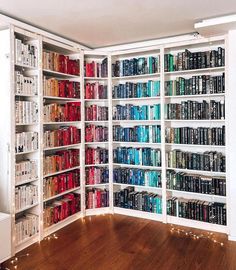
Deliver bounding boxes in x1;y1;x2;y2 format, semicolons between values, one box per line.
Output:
85;167;109;185
44;126;81;148
43;77;80;98
167;197;227;225
43;169;80;200
85;147;108;165
15;184;38;211
114;187;162;214
164;47;225;72
15;132;38;153
113;147;161;167
84;58;108;77
85;82;107;99
43;102;81;122
15;71;37;96
112;56;160;77
15;38;38;67
113;80;160;99
15;101;38;124
15;160;38;184
113;104;160;120
166;150;226;172
113;168;161;187
43;51;80;75
113;125;161;143
85;125;108;142
43;149;80;176
86;188;109;209
165;126;225;146
85;105;108;121
165;74;225;96
166;170;226;196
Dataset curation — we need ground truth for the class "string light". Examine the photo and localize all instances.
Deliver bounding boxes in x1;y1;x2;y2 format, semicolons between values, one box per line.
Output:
170;224;224;246
43;233;58;241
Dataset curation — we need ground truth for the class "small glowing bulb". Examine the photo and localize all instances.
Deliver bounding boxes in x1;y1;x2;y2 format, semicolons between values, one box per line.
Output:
221;243;224;246
15;258;18;261
14;266;17;269
185;233;188;236
196;236;199;239
214;240;217;243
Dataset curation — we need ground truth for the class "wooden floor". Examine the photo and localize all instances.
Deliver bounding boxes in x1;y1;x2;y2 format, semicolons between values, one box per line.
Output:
3;214;236;270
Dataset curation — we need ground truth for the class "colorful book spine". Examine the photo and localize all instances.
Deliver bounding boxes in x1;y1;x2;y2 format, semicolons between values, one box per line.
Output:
113;147;161;167
86;188;109;209
85;125;108;142
15;132;38;153
15;38;38;67
85;82;107;99
85;167;109;185
85;147;108;165
15;160;38;184
15;71;37;96
85;105;108;121
15;101;38;124
84;58;108;77
15;184;38;211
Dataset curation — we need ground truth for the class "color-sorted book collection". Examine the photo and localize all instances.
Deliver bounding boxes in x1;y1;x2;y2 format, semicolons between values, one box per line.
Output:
15;160;38;184
43;102;81;122
15;38;38;67
85;82;107;99
15;132;38;153
85;125;108;142
43;51;80;75
165;126;225;146
113;125;161;143
167;197;226;225
165;100;225;120
113;147;161;167
112;81;160;99
114;187;162;214
85;105;108;121
43;77;80;99
85;147;108;165
43;169;80;200
43;149;80;176
15;184;38;211
112;56;160;77
85;167;109;185
15;71;37;96
164;47;225;72
166;150;225;172
43;126;81;149
15;214;39;244
165;74;225;96
166;170;226;196
44;193;81;227
15;101;38;124
112;104;161;120
113;168;161;187
84;58;108;78
86;188;109;209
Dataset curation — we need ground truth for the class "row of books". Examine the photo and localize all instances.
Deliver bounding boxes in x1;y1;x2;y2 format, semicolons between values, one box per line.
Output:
85;125;108;142
165;74;225;96
43;51;80;75
43;77;80;99
112;81;160;99
44;193;81;228
113;147;161;167
112;56;160;77
15;160;38;184
85;147;108;165
113;125;161;143
167;197;226;225
113;168;162;187
166;170;226;196
114;187;162;214
43;169;80;200
84;58;108;77
165;100;225;120
43;126;81;149
112;104;161;120
15;71;37;96
165;126;225;146
15;184;38;211
43;149;80;176
15;38;38;68
164;47;225;72
43;102;81;122
86;188;109;209
85;105;108;121
15;214;39;244
166;150;226;172
15;132;38;153
85;167;109;185
15;101;38;124
85;83;107;99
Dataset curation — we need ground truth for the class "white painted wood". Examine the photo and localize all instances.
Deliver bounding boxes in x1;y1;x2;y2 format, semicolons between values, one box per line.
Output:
0;213;11;263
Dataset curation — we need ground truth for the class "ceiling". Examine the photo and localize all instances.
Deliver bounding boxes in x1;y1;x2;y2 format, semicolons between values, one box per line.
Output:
0;0;235;48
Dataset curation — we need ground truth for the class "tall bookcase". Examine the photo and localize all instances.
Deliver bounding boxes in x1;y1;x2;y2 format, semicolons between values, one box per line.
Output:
0;22;233;258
